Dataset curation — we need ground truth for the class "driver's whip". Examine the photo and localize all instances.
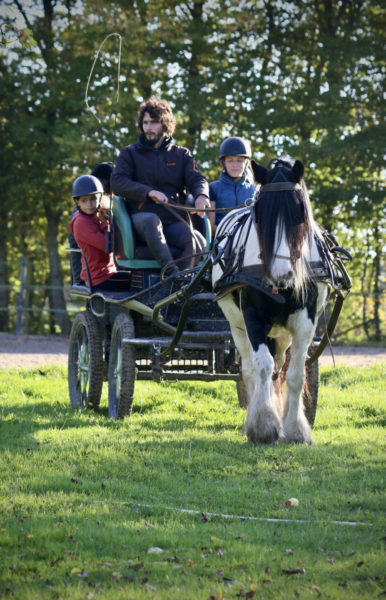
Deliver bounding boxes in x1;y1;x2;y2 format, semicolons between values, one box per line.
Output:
85;32;122;253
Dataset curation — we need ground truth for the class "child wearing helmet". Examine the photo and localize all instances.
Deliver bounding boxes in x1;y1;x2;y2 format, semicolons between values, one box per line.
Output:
68;163;113;285
69;174;130;291
209;137;256;232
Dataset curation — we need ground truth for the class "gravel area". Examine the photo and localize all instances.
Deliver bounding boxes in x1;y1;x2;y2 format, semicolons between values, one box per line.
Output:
0;333;384;369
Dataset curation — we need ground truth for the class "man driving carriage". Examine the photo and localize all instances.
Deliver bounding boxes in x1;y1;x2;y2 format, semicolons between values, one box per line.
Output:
112;98;211;275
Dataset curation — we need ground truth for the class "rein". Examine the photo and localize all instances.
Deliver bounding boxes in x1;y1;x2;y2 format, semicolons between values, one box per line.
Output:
163;198;255;213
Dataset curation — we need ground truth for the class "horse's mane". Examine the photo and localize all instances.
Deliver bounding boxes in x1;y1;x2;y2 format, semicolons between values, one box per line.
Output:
254;158;315;299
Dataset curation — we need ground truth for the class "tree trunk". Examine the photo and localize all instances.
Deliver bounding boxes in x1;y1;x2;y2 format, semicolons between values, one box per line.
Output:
185;1;206;150
372;224;381;341
361;233;371;340
45;208;71;335
0;212;9;331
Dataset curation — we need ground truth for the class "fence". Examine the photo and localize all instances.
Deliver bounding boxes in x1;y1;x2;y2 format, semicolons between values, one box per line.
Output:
0;258;80;336
0;258;383;341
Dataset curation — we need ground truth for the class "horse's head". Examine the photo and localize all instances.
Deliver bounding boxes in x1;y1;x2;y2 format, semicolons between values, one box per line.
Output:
252;157;304;187
251;158;314;297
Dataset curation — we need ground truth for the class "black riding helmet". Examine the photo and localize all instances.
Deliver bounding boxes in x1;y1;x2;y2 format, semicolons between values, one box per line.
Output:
218;137;251;159
91;162;113;194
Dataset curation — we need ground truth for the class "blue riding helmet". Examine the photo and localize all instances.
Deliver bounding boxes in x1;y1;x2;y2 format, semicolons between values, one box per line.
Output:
219;137;251;159
72;174;104;198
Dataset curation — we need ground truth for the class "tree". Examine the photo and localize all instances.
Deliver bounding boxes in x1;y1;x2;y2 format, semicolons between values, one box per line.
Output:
0;0;383;340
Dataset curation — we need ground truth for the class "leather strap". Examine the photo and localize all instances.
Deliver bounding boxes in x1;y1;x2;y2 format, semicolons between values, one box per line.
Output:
306;290;345;366
260;182;301;192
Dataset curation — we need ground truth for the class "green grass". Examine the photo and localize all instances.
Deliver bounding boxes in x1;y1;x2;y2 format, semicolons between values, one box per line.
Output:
0;363;385;599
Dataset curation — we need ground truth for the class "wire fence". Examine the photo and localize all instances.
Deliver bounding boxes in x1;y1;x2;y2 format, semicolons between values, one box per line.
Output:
0;258;383;339
0;258;81;335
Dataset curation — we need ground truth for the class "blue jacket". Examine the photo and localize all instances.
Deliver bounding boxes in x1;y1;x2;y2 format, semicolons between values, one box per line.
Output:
209;171;256;226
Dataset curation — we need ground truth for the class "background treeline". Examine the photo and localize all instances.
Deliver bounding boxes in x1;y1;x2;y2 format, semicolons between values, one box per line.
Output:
0;0;384;341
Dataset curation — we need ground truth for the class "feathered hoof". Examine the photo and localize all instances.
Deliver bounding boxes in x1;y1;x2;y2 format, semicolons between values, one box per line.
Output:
245;422;281;445
282;422;315;445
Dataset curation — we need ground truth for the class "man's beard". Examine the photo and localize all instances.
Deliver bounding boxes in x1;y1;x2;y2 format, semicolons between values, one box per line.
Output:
145;131;163;147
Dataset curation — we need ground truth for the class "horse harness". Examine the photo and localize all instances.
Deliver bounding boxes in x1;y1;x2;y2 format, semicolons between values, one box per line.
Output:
211;205;288;303
210;195;352;365
152;183;352;366
211;176;351;299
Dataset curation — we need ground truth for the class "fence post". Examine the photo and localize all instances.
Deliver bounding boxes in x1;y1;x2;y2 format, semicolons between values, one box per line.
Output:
16;256;27;336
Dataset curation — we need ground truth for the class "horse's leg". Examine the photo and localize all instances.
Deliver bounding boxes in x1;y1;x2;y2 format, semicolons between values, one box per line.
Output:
218;295;255;400
282;310;315;444
272;331;292;420
274;331;292;372
242;306;282;444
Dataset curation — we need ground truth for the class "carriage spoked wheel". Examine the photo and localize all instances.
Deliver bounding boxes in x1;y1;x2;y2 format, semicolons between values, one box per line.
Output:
108;312;136;419
68;311;104;410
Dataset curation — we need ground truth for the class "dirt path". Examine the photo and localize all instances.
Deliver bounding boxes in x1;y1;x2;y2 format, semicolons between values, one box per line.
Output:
0;333;384;369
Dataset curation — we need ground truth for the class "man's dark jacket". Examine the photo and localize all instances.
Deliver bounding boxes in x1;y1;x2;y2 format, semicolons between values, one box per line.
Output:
112;135;209;224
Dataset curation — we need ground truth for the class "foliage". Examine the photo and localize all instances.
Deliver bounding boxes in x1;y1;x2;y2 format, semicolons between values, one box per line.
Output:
0;364;385;598
0;0;384;339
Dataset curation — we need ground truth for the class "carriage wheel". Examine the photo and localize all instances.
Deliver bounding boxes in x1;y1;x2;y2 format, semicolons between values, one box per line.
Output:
236;378;248;408
68;311;104;410
303;359;319;426
108;312;136;419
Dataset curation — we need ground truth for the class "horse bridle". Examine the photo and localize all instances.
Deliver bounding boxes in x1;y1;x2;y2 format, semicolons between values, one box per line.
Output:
259;182;301;193
256;181;302;262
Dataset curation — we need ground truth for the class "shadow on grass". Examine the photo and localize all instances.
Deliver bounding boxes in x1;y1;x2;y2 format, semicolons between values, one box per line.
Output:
0;388;243;444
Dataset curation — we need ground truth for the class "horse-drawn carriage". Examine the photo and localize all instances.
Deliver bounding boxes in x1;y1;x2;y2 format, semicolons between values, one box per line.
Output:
68;195;243;419
68;159;351;443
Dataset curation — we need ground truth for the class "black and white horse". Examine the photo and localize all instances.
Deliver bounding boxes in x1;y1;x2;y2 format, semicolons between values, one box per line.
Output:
212;158;329;445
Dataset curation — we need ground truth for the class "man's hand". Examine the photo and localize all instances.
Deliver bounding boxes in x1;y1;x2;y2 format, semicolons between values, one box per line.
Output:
193;194;210;218
148;190;168;204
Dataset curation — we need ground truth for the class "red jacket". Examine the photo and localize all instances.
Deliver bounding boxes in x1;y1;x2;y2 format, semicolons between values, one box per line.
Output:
69;212;116;286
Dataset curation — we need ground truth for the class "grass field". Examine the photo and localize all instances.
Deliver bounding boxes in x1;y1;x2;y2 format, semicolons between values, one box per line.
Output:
0;363;385;599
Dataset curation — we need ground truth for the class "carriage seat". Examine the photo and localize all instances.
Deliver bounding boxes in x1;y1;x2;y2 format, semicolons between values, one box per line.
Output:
112;195;211;270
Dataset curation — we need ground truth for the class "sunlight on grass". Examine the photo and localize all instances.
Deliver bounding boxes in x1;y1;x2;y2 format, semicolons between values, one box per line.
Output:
0;363;384;599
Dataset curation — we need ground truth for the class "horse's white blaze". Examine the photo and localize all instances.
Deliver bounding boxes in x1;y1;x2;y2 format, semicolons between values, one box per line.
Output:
270;218;293;282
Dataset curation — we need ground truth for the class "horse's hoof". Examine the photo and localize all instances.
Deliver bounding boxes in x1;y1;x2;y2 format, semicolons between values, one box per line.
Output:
283;431;315;445
245;424;279;445
294;437;315;445
282;417;314;445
